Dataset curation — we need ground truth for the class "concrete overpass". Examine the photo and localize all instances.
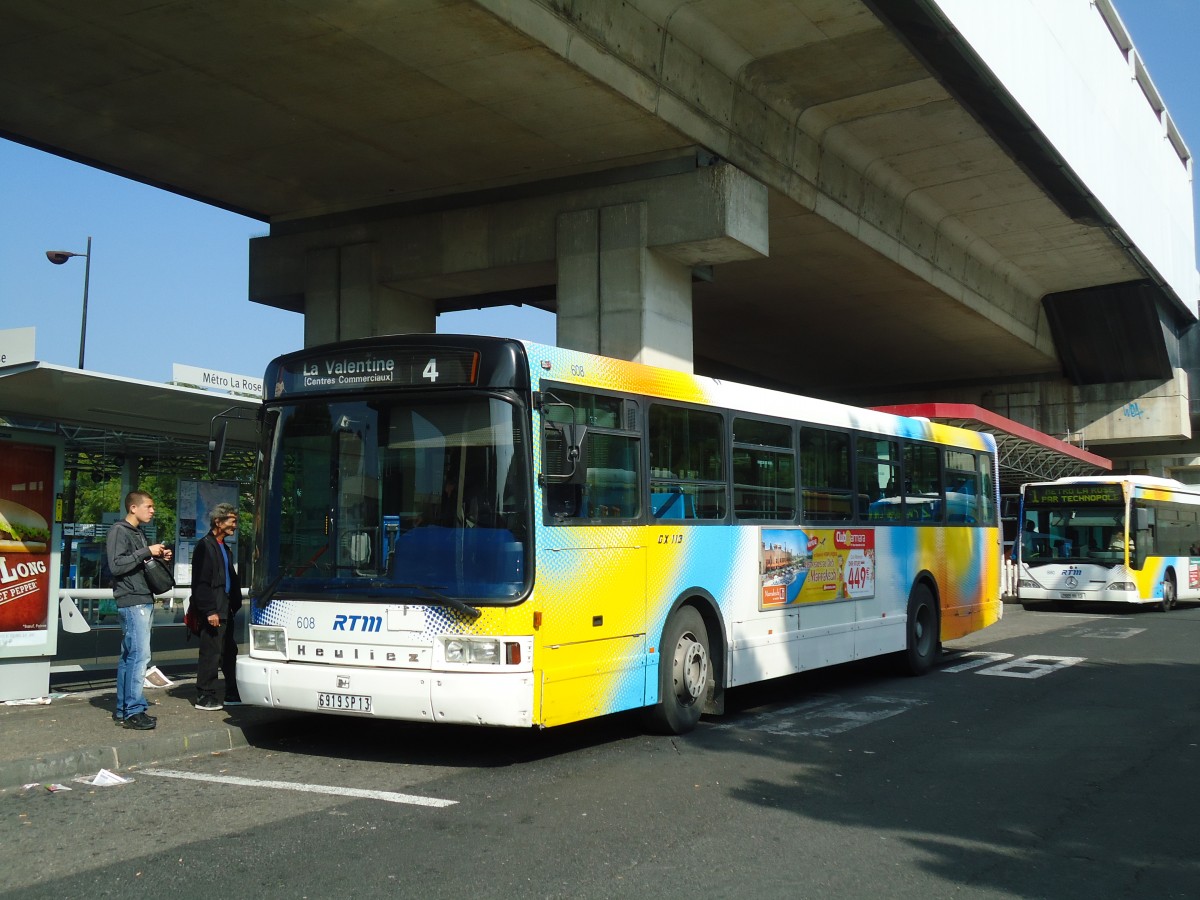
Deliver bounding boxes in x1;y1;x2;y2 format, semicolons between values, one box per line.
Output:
2;0;1197;465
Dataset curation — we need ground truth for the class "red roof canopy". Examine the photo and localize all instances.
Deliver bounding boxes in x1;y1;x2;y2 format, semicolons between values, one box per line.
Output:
873;403;1111;495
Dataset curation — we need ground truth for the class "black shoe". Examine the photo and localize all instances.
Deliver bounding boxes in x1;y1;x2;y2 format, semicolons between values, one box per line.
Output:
112;712;123;724
224;694;243;707
123;712;157;730
194;696;223;711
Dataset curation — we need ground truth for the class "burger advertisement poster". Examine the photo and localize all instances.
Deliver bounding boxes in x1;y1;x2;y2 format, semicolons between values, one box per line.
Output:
0;442;55;639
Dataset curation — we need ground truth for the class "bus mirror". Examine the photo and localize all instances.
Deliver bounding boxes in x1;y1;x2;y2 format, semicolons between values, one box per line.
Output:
542;421;587;485
1135;507;1149;531
208;420;228;475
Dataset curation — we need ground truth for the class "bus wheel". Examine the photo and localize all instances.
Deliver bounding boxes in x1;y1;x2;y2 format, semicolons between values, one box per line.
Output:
644;607;710;735
902;584;939;675
1160;575;1177;612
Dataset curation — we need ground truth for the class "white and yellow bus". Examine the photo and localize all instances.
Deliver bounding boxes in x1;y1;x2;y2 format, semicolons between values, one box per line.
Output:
1015;475;1200;611
234;335;1002;733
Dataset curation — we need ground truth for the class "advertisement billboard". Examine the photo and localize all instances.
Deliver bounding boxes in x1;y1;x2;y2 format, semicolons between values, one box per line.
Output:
0;438;60;655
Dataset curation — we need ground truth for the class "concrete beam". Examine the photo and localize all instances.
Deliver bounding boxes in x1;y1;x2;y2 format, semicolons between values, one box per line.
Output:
250;159;768;309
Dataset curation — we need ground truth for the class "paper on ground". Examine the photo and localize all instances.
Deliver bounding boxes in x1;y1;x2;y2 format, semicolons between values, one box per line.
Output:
144;665;174;688
74;768;133;786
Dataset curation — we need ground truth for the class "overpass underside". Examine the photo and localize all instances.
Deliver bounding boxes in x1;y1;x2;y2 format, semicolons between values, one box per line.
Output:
2;0;1194;448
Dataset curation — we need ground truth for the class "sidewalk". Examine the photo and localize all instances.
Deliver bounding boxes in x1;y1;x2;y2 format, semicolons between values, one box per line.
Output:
0;667;305;791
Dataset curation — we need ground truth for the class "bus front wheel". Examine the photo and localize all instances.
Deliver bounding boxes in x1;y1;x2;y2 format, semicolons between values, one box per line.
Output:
644;607;710;735
1160;575;1177;612
901;583;939;675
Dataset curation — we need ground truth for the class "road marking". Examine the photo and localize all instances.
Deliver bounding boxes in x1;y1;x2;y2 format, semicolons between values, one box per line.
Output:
141;769;456;807
716;694;927;737
941;651;1013;672
1062;626;1145;639
975;655;1085;679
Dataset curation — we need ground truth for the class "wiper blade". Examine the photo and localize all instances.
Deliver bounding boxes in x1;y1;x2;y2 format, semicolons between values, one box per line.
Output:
258;544;330;606
388;583;482;620
257;571;288;607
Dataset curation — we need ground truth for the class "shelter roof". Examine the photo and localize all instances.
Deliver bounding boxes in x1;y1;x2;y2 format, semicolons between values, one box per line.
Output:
873;403;1111;496
873;405;1113;496
0;361;259;467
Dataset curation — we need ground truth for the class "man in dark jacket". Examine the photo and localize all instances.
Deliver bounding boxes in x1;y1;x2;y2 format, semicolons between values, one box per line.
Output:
190;502;242;710
105;490;172;729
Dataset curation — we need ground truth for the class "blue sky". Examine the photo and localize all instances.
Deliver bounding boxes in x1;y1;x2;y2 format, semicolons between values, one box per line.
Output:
0;2;1195;384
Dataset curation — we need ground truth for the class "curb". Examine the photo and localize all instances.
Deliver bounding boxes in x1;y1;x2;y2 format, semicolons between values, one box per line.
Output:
0;724;254;790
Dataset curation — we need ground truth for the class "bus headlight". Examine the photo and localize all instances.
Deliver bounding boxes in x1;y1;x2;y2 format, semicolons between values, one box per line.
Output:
1017;578;1039;589
252;626;287;655
442;637;502;665
1108;582;1136;591
469;640;500;664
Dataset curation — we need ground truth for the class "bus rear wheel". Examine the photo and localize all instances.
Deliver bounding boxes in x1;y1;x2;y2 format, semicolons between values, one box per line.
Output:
644;607;710;735
1160;575;1177;612
901;583;939;675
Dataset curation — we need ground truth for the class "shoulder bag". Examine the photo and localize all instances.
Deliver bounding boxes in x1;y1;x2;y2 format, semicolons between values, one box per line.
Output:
143;556;176;595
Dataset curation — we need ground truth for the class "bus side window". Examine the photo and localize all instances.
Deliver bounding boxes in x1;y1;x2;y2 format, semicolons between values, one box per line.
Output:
542;388;640;524
799;427;854;523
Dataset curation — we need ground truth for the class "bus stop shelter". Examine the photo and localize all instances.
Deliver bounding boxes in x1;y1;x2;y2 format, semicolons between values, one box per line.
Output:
0;360;259;699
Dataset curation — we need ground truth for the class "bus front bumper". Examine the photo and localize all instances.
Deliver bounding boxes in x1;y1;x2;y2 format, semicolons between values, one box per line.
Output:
235;656;536;727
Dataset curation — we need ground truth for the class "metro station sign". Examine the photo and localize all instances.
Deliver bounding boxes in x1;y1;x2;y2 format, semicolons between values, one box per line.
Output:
172;363;263;398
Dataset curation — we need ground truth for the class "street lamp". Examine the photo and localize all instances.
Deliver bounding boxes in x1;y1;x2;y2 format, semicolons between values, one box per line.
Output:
45;236;92;369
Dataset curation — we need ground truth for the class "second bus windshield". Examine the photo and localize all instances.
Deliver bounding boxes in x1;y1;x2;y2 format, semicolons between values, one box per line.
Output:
1021;504;1128;564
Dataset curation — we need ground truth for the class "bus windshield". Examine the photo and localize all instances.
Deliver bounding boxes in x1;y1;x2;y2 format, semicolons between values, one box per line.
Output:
1020;504;1128;564
258;394;531;603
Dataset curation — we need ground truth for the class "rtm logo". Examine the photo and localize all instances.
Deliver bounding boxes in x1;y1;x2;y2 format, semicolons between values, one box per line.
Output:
332;614;382;633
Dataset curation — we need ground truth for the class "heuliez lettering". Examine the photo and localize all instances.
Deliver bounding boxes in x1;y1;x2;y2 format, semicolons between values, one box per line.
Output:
293;643;399;662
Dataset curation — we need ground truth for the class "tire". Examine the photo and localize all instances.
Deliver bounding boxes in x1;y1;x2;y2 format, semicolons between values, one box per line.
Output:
901;583;939;675
1159;575;1177;612
643;606;710;735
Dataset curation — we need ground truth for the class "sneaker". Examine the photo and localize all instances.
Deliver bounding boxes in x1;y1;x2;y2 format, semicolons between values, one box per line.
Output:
123;712;157;731
223;695;243;707
194;697;223;711
112;712;124;725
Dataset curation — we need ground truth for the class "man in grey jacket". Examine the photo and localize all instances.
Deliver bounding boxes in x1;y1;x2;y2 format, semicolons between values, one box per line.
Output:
105;490;173;730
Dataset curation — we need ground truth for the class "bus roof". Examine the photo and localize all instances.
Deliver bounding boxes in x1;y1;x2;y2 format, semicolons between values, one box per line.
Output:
520;339;996;454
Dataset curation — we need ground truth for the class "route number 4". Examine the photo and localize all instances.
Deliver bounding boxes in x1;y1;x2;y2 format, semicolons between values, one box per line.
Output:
423;359;439;382
942;652;1084;679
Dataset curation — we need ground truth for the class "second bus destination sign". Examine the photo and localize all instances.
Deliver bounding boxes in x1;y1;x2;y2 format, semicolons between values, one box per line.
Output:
271;349;480;398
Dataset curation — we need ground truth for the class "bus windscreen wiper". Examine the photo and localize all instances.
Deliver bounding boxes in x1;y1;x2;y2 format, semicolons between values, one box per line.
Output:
381;584;482;620
258;544;330;606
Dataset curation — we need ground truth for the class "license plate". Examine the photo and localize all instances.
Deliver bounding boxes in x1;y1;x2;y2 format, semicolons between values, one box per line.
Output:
1059;591;1084;600
318;691;372;712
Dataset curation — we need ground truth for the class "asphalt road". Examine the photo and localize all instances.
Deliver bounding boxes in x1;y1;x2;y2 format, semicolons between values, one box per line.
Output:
4;603;1199;900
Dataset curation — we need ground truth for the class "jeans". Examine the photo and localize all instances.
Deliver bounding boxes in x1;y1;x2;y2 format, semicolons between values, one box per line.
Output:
116;603;153;718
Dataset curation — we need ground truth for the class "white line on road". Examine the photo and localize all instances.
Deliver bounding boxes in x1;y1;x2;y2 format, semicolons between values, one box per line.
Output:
141;769;457;807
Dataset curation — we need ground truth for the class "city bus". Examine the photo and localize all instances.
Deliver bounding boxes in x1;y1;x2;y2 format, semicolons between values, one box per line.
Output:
232;335;1002;733
1015;475;1200;611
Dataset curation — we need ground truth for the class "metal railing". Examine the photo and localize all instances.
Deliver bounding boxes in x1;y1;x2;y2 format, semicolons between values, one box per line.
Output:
58;588;249;632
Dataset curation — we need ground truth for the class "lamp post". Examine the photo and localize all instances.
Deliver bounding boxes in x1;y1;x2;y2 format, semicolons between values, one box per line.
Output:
45;236;92;369
45;237;93;590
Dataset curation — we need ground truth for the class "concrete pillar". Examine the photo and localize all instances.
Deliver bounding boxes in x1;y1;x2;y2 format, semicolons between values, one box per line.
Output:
557;202;695;371
556;209;600;354
303;243;435;348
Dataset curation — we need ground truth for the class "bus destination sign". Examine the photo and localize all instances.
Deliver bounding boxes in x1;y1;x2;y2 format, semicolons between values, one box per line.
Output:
1025;483;1123;506
270;349;479;398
